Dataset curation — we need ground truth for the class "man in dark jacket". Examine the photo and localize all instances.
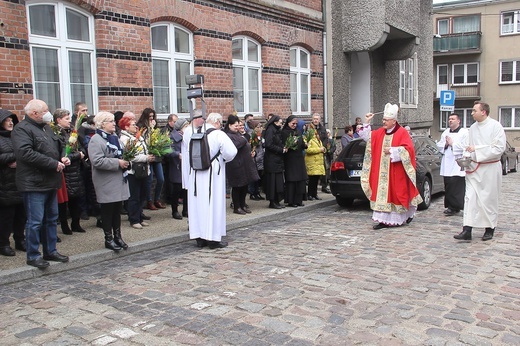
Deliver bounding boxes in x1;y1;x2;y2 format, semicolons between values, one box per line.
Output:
12;99;69;268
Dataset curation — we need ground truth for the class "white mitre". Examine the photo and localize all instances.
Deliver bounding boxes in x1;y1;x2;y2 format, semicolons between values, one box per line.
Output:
383;103;399;120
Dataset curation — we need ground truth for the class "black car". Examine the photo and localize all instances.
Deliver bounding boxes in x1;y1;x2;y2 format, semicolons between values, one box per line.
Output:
330;136;444;210
501;141;518;175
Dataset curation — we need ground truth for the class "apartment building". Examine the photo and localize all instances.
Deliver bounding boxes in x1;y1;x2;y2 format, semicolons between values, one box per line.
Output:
433;0;520;146
0;0;324;121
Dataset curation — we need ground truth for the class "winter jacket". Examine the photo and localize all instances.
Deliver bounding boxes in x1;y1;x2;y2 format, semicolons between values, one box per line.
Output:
281;127;308;182
263;124;285;174
58;127;86;198
305;136;326;176
0;110;22;205
165;129;183;184
11;116;62;192
225;130;260;187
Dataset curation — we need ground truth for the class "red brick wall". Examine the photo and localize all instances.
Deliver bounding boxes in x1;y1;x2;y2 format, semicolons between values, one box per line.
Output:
0;0;323;120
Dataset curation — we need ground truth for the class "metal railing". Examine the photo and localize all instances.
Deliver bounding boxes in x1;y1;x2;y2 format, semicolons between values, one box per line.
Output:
433;32;481;53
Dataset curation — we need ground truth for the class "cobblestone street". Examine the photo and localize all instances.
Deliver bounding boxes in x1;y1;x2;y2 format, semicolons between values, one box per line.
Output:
1;173;519;345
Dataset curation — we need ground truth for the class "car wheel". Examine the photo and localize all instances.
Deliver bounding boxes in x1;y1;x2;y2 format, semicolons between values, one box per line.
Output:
511;158;518;173
502;159;509;175
336;196;354;207
418;176;432;210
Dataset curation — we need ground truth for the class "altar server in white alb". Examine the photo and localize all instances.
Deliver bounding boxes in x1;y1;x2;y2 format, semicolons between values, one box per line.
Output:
184;112;237;249
436;113;469;216
454;101;506;241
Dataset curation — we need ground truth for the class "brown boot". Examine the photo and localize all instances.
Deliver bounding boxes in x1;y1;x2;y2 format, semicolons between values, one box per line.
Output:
145;201;158;210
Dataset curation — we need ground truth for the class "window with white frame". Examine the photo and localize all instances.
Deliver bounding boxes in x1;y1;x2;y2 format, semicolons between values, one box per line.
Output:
499;107;520;128
399;53;417;107
290;47;311;115
232;37;261;115
440;108;474;130
452;63;478;85
151;24;193;117
437;19;449;35
501;10;520;35
436;15;480;35
27;2;96;113
437;64;448;85
500;60;520;83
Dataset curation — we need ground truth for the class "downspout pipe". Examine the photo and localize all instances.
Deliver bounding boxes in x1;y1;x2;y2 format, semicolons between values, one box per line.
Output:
322;0;328;126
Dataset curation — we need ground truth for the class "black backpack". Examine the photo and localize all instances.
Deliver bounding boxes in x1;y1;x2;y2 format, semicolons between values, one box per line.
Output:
189;126;220;198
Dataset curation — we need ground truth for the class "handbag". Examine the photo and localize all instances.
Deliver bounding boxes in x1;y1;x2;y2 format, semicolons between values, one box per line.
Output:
132;162;149;179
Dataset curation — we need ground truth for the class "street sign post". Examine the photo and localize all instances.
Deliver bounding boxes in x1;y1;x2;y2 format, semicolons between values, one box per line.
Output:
440;90;455;112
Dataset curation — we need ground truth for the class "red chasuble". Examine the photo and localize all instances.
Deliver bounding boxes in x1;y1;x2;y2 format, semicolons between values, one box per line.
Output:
361;123;422;213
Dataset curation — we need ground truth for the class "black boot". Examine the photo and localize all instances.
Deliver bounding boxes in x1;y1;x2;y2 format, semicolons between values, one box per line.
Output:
104;229;122;251
482;228;495;241
454;226;472;240
171;206;182;220
113;229;128;249
71;219;86;233
269;200;282;209
59;203;72;235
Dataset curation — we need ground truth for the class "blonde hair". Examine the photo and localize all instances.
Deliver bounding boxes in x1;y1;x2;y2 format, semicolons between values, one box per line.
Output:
94;111;114;129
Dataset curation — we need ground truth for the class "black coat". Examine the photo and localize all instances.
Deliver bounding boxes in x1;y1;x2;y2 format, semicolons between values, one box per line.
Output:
165;129;183;184
263;124;285;174
281;127;308;182
11;116;62;192
225;131;259;187
59;127;85;198
0;110;22;206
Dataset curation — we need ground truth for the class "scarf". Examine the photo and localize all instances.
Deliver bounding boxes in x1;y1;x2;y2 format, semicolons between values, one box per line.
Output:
96;129;123;159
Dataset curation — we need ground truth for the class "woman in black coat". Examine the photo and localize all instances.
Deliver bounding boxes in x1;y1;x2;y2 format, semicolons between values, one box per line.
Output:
0;109;26;256
263;115;286;209
281;115;308;207
224;115;260;214
54;109;86;235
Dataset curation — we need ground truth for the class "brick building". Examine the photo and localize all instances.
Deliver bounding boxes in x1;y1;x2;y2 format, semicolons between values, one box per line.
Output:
0;0;324;121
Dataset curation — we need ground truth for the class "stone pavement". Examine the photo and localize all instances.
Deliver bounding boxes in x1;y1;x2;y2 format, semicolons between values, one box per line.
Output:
1;173;519;345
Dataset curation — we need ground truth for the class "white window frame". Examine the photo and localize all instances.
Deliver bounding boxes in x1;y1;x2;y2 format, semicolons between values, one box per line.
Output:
151;23;194;119
451;62;479;85
440;108;474;130
399;52;418;108
499;60;520;84
501;10;520;35
290;46;311;116
232;36;262;116
499;106;520;129
437;19;449;35
27;1;97;113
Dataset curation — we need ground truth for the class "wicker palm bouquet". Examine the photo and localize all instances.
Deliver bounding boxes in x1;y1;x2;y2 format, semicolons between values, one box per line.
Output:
123;130;143;161
284;133;299;151
65;114;85;155
303;127;315;143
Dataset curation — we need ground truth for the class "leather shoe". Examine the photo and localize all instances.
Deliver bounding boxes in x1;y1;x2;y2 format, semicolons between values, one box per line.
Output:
145;201;158;210
105;240;122;251
154;201;166;209
172;211;183;220
195;238;208;248
141;213;151;220
406;217;414;224
307;196;315;201
72;226;86;233
289;204;299;207
62;227;73;235
454;228;472;240
208;241;228;249
233;208;246;215
243;207;252;214
482;228;494;241
269;202;282;209
256;194;265;200
313;196;322;200
182;210;188;217
0;246;15;256
27;258;50;269
250;194;260;201
43;252;69;262
15;241;26;252
373;223;389;230
321;187;331;194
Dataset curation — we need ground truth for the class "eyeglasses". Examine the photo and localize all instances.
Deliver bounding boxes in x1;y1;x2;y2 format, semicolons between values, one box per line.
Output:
103;120;116;123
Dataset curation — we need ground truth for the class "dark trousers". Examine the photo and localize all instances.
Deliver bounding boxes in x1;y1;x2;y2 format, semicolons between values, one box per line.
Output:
58;197;82;232
308;175;320;198
100;201;122;236
285;180;305;205
231;185;249;210
170;182;187;212
127;174;147;225
444;176;465;211
0;204;26;247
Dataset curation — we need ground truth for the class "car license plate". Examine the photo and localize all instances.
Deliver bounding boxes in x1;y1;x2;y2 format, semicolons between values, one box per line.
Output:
349;170;361;177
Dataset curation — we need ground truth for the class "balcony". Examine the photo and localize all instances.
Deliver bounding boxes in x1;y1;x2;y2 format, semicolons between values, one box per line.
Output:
433;32;482;55
436;83;480;99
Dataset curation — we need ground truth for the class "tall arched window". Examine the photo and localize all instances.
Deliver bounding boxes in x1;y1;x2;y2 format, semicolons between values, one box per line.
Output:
232;36;261;115
290;47;311;115
27;1;97;113
151;23;194;118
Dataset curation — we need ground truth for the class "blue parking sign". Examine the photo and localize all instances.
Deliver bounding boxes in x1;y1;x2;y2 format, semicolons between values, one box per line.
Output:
440;90;455;106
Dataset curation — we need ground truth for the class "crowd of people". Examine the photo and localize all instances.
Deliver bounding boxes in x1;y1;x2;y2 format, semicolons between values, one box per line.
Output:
0;98;506;268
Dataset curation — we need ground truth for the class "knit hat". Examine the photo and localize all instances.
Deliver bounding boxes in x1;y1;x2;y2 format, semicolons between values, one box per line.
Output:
174;118;188;131
383;103;399;120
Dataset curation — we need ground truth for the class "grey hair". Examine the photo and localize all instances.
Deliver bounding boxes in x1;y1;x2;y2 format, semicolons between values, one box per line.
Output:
94;111;114;129
53;108;70;123
24;99;46;115
206;112;222;125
